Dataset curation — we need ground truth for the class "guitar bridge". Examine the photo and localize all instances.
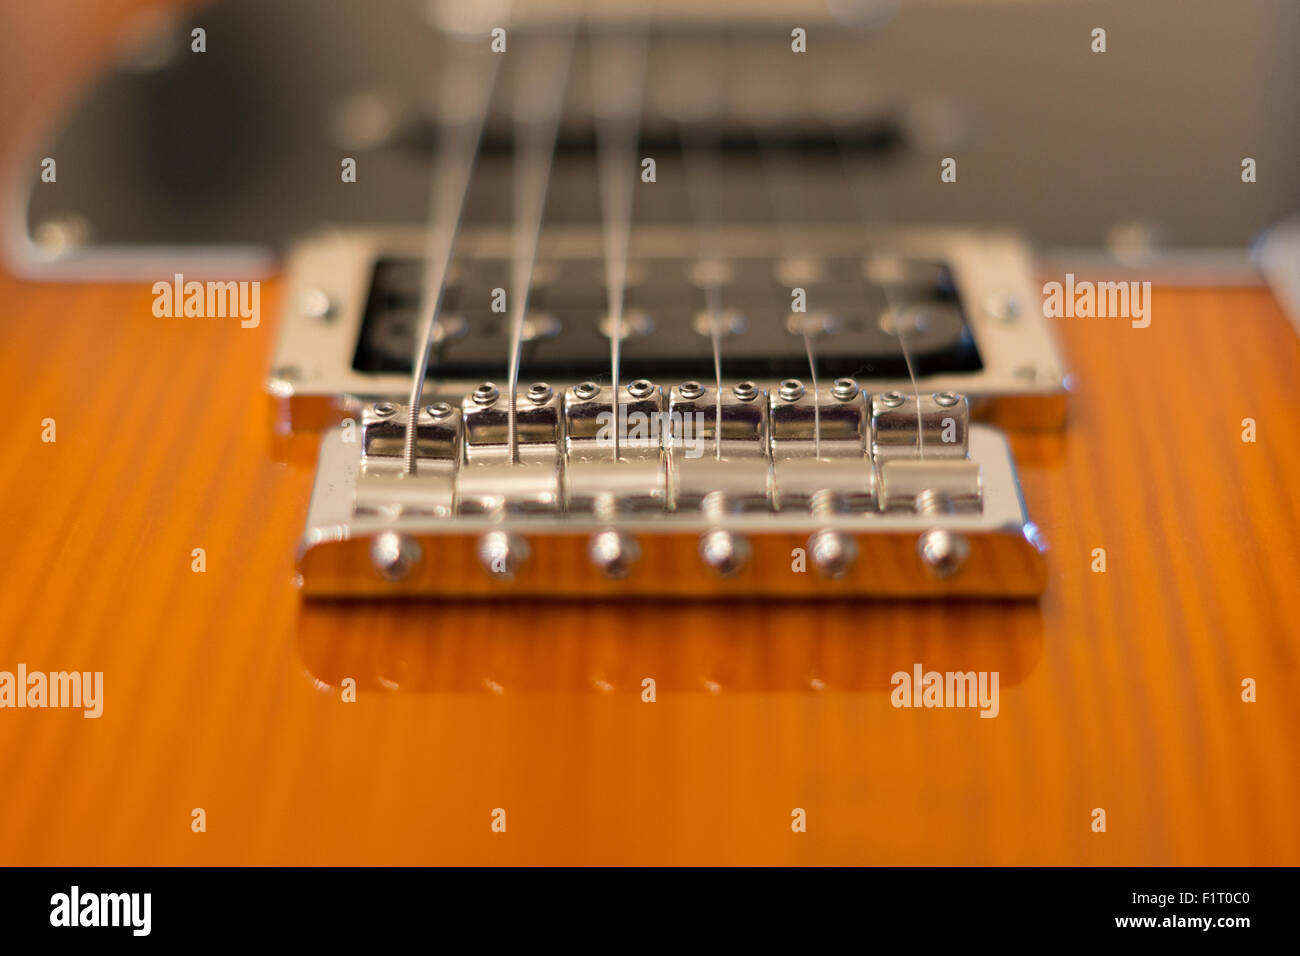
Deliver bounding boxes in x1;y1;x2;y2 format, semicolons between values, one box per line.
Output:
275;226;1063;598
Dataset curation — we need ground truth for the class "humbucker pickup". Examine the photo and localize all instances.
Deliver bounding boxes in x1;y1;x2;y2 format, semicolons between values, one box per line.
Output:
273;226;1064;598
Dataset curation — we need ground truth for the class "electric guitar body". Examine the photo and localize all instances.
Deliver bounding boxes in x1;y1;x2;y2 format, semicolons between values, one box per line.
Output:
3;273;1297;865
1;0;1299;867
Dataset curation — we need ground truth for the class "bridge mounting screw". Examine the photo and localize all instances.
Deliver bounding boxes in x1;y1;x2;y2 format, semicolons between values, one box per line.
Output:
573;381;600;401
832;378;859;401
880;391;905;408
425;402;453;419
933;391;959;407
527;382;553;404
627;379;654;399
472;382;500;407
779;379;805;402
372;401;398;418
678;381;705;400
733;381;758;402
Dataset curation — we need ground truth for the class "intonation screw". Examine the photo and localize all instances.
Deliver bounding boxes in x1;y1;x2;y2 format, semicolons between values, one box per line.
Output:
473;382;499;407
779;379;805;402
699;528;752;577
808;528;858;580
372;401;398;418
678;381;705;401
588;528;641;579
425;402;453;420
733;381;758;402
527;382;553;404
573;381;600;401
880;391;905;408
627;379;654;399
914;488;970;579
698;490;751;577
807;489;858;579
477;530;529;580
832;378;859;401
933;391;959;407
370;531;422;582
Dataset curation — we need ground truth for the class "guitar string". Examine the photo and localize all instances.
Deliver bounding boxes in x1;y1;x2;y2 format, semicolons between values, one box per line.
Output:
680;120;727;461
590;11;650;462
756;137;823;460
504;26;576;465
402;29;502;475
831;124;926;459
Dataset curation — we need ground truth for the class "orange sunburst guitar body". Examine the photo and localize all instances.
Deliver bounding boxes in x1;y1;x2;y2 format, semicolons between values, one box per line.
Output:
1;273;1297;865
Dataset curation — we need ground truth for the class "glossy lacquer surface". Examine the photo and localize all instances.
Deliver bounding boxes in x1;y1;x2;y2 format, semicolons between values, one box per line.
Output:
0;273;1298;864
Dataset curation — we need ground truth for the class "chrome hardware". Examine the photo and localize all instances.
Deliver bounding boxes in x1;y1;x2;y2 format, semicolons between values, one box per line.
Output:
588;527;640;579
477;529;529;579
297;380;1046;598
564;382;666;515
270;226;1067;435
915;488;971;579
370;531;421;582
361;401;460;461
871;391;970;460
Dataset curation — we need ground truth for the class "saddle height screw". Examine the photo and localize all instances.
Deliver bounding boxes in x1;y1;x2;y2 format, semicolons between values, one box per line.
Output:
472;382;500;407
678;381;705;401
574;381;600;401
779;379;805;402
527;382;553;404
372;401;397;418
880;391;905;408
832;378;859;401
933;391;959;407
627;379;655;399
733;381;758;402
425;402;453;420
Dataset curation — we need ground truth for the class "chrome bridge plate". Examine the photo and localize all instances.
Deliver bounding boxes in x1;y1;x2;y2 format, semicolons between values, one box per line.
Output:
295;390;1047;599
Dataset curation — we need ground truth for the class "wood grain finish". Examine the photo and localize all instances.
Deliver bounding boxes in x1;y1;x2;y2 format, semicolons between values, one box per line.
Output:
0;273;1297;864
